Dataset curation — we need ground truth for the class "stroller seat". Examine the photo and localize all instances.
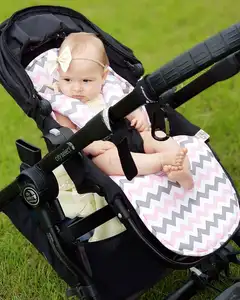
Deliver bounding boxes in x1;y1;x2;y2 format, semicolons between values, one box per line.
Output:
26;47;240;257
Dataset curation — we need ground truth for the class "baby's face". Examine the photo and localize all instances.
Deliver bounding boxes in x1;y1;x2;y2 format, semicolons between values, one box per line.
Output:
58;59;106;103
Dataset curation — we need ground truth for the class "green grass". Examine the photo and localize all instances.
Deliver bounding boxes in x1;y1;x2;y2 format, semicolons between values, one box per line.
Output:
0;0;240;299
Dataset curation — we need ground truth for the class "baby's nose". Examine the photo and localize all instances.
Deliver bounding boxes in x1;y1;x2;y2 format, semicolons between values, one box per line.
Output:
73;83;83;92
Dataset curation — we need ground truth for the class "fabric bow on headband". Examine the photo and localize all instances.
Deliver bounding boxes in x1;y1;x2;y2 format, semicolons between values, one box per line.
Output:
47;46;106;74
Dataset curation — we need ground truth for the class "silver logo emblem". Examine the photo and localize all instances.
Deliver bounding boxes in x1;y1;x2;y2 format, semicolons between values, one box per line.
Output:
23;187;39;207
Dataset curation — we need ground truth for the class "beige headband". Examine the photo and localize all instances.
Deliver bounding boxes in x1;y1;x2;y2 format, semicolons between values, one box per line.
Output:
47;46;106;74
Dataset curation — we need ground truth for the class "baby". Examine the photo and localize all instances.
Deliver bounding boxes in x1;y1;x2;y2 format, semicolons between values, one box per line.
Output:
53;32;194;189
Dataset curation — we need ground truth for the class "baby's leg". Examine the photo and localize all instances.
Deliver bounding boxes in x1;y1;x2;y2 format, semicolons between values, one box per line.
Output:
140;130;180;154
92;147;186;177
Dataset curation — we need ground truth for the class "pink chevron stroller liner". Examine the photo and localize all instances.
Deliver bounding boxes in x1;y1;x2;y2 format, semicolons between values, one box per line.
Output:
26;49;240;257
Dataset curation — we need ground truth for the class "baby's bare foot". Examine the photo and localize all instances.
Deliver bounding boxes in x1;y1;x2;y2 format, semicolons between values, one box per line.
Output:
162;148;194;190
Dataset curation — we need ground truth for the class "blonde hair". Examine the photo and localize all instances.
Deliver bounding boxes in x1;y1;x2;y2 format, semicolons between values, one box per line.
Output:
59;32;109;66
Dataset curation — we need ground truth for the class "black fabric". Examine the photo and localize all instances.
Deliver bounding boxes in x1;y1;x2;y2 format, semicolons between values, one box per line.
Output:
107;119;144;153
2;196;79;287
105;119;143;180
166;106;201;136
76;230;168;300
125;122;145;153
108;119;139;180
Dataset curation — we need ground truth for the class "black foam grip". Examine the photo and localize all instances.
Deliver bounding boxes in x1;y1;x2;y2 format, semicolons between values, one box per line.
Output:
147;23;240;96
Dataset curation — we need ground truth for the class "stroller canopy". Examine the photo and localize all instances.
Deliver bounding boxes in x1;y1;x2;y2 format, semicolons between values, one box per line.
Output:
0;5;143;119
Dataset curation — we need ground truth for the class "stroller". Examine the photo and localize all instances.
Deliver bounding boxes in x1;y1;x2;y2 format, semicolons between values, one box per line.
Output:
1;5;240;300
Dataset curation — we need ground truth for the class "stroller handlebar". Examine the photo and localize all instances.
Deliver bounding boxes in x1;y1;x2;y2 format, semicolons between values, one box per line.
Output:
146;23;240;96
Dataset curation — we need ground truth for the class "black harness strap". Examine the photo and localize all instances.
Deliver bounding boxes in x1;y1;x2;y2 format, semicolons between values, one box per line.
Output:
110;119;138;181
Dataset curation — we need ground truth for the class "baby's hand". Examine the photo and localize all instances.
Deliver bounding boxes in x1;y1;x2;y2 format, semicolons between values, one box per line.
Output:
130;110;149;132
84;140;115;157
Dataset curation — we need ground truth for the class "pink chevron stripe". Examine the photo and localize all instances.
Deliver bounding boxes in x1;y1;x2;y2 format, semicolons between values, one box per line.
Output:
159;191;187;212
142;194;183;221
127;175;156;198
163;220;230;254
167;222;198;244
143;195;237;248
194;165;223;188
185;195;234;227
160;210;238;253
31;74;51;86
188;148;209;161
141;193;185;221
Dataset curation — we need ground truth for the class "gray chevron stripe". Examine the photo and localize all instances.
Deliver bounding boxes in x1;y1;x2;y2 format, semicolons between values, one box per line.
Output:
178;195;238;253
64;101;86;115
153;194;238;253
178;136;195;148
117;178;141;213
48;94;58;104
26;57;48;72
135;180;179;210
38;80;58;93
119;179;179;215
48;95;86;115
151;173;228;236
123;86;132;94
39;86;50;94
191;151;215;175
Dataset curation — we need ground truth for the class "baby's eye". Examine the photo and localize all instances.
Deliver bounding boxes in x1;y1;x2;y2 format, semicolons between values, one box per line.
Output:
64;78;71;82
83;79;92;83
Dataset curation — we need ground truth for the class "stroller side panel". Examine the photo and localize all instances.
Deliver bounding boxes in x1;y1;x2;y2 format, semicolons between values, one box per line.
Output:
76;231;168;300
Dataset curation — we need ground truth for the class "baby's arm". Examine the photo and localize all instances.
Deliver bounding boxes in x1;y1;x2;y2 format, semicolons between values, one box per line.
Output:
54;111;77;131
55;112;114;156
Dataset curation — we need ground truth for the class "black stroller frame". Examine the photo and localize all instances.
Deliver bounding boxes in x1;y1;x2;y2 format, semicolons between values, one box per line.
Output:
1;5;240;300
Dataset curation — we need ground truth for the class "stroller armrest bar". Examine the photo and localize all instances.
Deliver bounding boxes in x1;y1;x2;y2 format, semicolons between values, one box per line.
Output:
146;23;240;97
108;79;154;122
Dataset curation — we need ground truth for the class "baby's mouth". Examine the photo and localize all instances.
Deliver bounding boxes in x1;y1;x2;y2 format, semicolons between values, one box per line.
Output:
73;95;85;100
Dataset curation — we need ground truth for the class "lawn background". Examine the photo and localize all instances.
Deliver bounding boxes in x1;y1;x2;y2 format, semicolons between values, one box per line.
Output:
0;1;240;299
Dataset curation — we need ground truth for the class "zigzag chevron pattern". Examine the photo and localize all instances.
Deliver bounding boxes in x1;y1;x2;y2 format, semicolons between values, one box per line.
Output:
178;196;238;253
26;55;48;71
112;136;240;257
